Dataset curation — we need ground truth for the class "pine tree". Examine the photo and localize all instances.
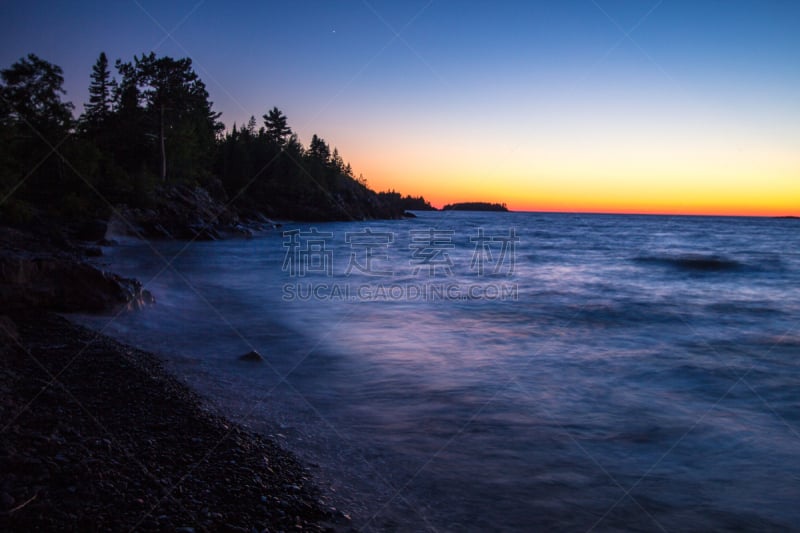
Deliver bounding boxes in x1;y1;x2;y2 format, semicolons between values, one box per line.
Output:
262;107;291;146
245;115;257;136
134;53;222;181
330;147;344;172
308;134;330;163
83;52;113;132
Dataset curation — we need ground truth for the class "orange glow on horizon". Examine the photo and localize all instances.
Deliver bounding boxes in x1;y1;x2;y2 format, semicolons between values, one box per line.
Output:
361;170;800;218
428;196;800;218
502;203;800;218
337;121;799;218
317;82;800;219
352;152;799;218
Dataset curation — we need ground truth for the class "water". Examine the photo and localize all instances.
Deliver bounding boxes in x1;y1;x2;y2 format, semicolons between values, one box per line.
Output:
75;212;800;531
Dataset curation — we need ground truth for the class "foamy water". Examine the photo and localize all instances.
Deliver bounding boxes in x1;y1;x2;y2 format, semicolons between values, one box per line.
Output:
76;212;800;531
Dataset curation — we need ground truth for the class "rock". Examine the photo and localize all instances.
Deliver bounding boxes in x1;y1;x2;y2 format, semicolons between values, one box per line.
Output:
403;211;417;218
0;251;155;313
73;219;109;242
0;491;14;510
110;184;243;241
0;226;154;314
83;246;103;257
239;350;264;362
232;224;253;237
0;315;19;344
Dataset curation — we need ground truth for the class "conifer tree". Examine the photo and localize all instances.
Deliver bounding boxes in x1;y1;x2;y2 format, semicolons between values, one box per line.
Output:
83;52;113;132
262;106;291;146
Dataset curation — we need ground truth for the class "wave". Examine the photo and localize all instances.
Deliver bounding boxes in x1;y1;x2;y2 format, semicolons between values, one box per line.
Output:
633;253;742;272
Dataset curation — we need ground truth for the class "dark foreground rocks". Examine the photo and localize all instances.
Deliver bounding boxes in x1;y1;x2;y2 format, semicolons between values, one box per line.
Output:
239;350;265;362
0;313;348;532
107;181;402;240
0;226;154;314
108;184;278;241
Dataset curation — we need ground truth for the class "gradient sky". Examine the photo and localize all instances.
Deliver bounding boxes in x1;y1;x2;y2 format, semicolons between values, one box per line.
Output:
2;1;799;215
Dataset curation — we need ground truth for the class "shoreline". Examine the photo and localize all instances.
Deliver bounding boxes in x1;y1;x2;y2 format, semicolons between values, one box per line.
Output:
0;311;350;531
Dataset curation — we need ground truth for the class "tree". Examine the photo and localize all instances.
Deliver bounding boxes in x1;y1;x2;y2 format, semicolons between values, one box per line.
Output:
132;53;222;181
308;134;330;163
105;58;150;180
284;133;303;157
0;55;108;216
330;147;344;172
0;53;73;138
114;59;140;114
82;52;113;134
244;115;257;136
262;106;291;146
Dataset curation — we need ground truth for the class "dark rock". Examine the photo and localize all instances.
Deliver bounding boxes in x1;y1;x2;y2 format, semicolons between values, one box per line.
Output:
0;251;154;313
402;211;417;218
231;224;253;237
0;315;19;345
0;225;154;314
110;184;243;241
74;219;109;242
239;350;264;362
0;491;14;510
83;246;103;257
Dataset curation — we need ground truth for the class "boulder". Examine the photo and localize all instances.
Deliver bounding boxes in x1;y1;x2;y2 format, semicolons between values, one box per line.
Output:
73;218;109;242
0;251;154;313
238;350;264;362
0;315;19;356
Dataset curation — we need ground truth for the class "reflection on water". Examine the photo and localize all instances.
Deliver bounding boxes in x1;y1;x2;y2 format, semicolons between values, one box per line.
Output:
76;212;800;531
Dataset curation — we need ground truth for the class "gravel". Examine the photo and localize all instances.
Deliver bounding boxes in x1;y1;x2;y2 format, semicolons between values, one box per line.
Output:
0;311;352;532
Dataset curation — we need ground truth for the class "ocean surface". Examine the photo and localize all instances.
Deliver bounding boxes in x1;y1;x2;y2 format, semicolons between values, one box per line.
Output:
75;212;800;531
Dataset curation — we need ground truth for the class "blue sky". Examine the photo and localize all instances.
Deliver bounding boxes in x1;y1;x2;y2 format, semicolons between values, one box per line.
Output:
3;1;799;213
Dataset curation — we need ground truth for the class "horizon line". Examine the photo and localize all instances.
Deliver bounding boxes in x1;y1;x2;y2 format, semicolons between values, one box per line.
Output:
419;208;799;218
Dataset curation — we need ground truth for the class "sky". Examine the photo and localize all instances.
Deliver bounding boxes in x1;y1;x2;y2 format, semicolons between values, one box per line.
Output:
2;0;799;215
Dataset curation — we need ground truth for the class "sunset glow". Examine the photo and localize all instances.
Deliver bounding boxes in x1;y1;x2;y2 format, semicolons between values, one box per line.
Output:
3;1;798;216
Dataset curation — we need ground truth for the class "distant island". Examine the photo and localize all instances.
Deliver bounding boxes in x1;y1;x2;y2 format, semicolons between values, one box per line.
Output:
442;202;509;212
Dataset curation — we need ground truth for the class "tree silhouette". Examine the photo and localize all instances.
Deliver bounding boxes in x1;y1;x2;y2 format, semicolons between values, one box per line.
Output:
262;106;291;146
330;148;344;173
308;134;330;163
82;52;113;135
244;115;257;137
0;54;85;214
0;52;422;224
129;53;222;181
0;53;73;137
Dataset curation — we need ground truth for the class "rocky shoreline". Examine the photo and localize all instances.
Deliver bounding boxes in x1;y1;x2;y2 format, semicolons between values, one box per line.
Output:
0;219;353;531
0;311;350;532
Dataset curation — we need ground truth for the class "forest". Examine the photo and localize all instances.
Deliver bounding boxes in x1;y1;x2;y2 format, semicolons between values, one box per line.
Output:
0;52;432;227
